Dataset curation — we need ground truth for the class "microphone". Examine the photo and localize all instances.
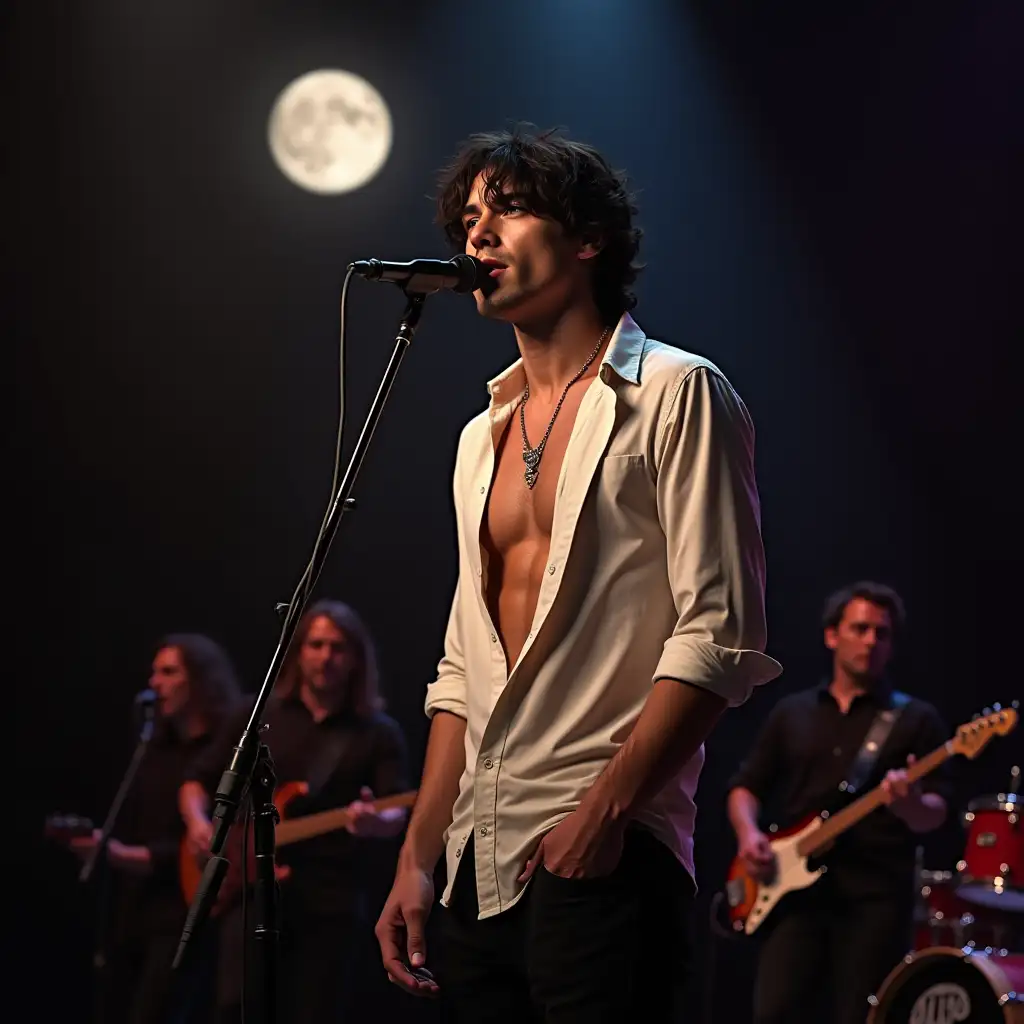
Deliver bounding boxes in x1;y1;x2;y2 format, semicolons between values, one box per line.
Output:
347;254;487;294
134;689;157;707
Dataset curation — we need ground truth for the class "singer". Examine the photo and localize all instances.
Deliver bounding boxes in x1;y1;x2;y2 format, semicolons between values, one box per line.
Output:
374;126;782;1022
67;634;242;1024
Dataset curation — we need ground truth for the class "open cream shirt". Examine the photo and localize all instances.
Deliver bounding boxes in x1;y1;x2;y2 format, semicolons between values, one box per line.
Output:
424;312;782;919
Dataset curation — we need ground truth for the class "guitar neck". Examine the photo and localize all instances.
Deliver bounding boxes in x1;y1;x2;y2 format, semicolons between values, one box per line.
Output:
797;740;952;857
275;790;417;847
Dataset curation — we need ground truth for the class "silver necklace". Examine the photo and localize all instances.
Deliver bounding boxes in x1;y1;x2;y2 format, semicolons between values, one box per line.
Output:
519;326;611;489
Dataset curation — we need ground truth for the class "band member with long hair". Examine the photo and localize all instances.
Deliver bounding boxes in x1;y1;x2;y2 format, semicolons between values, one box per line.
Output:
180;599;410;1024
69;632;242;1024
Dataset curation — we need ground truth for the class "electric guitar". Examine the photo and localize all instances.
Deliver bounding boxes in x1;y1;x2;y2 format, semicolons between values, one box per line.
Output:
179;783;419;908
46;786;419;909
725;705;1017;935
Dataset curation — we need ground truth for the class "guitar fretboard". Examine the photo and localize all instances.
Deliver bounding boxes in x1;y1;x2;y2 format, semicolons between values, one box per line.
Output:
796;741;952;857
276;790;418;847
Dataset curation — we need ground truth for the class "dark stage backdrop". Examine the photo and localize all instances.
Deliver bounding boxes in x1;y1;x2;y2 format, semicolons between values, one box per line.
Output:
12;3;1018;1021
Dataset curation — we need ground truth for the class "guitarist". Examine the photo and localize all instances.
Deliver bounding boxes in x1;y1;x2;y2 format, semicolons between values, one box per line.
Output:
726;581;950;1024
178;599;410;1024
65;632;242;1024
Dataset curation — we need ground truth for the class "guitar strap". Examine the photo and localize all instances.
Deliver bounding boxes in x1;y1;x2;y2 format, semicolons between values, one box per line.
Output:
839;690;911;795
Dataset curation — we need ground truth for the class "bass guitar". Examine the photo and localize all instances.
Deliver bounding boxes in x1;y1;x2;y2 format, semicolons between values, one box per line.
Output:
179;782;419;908
725;705;1017;935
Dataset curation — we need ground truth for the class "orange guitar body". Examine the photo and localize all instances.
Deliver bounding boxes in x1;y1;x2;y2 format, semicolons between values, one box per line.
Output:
179;779;308;911
725;814;822;931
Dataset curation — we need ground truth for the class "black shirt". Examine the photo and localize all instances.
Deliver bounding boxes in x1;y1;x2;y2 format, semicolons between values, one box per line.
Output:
111;721;215;940
186;694;409;920
727;683;951;900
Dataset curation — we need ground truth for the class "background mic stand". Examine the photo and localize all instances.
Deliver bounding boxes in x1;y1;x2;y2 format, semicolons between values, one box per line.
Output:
81;696;157;1024
172;288;431;1020
81;698;157;884
247;741;280;1024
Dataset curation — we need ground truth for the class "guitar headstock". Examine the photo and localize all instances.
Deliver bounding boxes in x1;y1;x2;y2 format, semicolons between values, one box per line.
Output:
951;703;1018;759
44;813;95;841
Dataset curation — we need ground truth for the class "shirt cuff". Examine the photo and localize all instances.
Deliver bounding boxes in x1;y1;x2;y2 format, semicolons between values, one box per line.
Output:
654;636;782;707
424;678;467;720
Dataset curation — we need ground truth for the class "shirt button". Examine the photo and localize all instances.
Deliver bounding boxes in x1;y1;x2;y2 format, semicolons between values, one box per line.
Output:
483;758;493;769
455;849;461;858
480;486;486;494
490;632;497;643
547;564;556;575
476;567;482;577
479;826;489;836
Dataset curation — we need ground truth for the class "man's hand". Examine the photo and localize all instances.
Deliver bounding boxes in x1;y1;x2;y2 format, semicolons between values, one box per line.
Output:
881;754;919;815
374;867;439;998
69;828;102;861
517;801;625;882
737;827;775;882
346;787;408;839
184;815;213;860
70;831;152;875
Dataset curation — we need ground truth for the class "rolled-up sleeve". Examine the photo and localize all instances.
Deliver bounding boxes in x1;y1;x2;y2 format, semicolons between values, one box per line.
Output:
424;575;468;719
653;365;782;705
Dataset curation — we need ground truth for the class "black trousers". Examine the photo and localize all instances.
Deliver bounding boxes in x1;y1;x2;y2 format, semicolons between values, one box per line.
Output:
751;888;912;1024
439;828;694;1024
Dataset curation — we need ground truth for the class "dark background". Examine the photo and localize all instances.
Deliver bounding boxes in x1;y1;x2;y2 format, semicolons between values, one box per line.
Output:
12;2;1019;1021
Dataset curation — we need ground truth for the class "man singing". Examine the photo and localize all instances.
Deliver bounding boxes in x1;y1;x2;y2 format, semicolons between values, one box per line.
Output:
375;126;782;1022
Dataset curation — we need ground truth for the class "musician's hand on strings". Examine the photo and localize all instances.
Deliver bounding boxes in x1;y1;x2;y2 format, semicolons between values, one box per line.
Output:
185;816;213;860
881;754;918;808
346;787;407;839
68;828;102;861
738;827;776;882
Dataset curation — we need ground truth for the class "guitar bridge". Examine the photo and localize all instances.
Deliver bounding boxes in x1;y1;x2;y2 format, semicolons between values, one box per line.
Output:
726;877;745;907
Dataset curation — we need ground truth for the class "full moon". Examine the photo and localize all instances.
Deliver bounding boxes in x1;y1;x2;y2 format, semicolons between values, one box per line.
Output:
267;69;392;195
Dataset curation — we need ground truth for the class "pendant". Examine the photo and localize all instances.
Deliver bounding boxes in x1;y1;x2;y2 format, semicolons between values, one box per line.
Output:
523;446;541;489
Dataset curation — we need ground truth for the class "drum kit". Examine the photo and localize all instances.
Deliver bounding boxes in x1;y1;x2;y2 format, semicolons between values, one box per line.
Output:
867;765;1024;1023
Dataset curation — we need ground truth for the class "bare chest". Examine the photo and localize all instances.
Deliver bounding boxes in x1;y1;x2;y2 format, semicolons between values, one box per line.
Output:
484;384;591;553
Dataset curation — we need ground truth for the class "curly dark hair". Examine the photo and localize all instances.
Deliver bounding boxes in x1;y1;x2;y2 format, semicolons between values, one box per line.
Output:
435;125;643;324
821;581;907;634
156;633;242;731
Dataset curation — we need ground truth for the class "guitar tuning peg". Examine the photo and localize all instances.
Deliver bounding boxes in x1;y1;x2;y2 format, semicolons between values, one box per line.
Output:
992;702;1002;711
983;707;992;716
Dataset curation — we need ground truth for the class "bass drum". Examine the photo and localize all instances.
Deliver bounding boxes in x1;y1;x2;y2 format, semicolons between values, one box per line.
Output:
867;946;1024;1023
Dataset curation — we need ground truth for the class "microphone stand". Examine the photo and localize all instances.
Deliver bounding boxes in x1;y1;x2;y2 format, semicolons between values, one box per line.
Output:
172;289;430;1024
81;697;158;1024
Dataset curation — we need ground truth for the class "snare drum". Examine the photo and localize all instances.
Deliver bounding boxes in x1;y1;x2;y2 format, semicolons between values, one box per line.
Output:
957;794;1023;912
867;947;1024;1023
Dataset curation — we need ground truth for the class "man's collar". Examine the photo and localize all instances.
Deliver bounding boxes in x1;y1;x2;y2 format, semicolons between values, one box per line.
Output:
486;311;647;402
817;678;896;708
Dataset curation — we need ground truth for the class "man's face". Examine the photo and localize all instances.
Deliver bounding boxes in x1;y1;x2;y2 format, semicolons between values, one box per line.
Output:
150;646;191;718
461;171;595;323
298;615;358;699
824;598;894;683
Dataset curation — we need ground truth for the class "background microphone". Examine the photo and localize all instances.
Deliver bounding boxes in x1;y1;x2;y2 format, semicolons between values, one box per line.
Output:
347;254;487;294
134;688;157;707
